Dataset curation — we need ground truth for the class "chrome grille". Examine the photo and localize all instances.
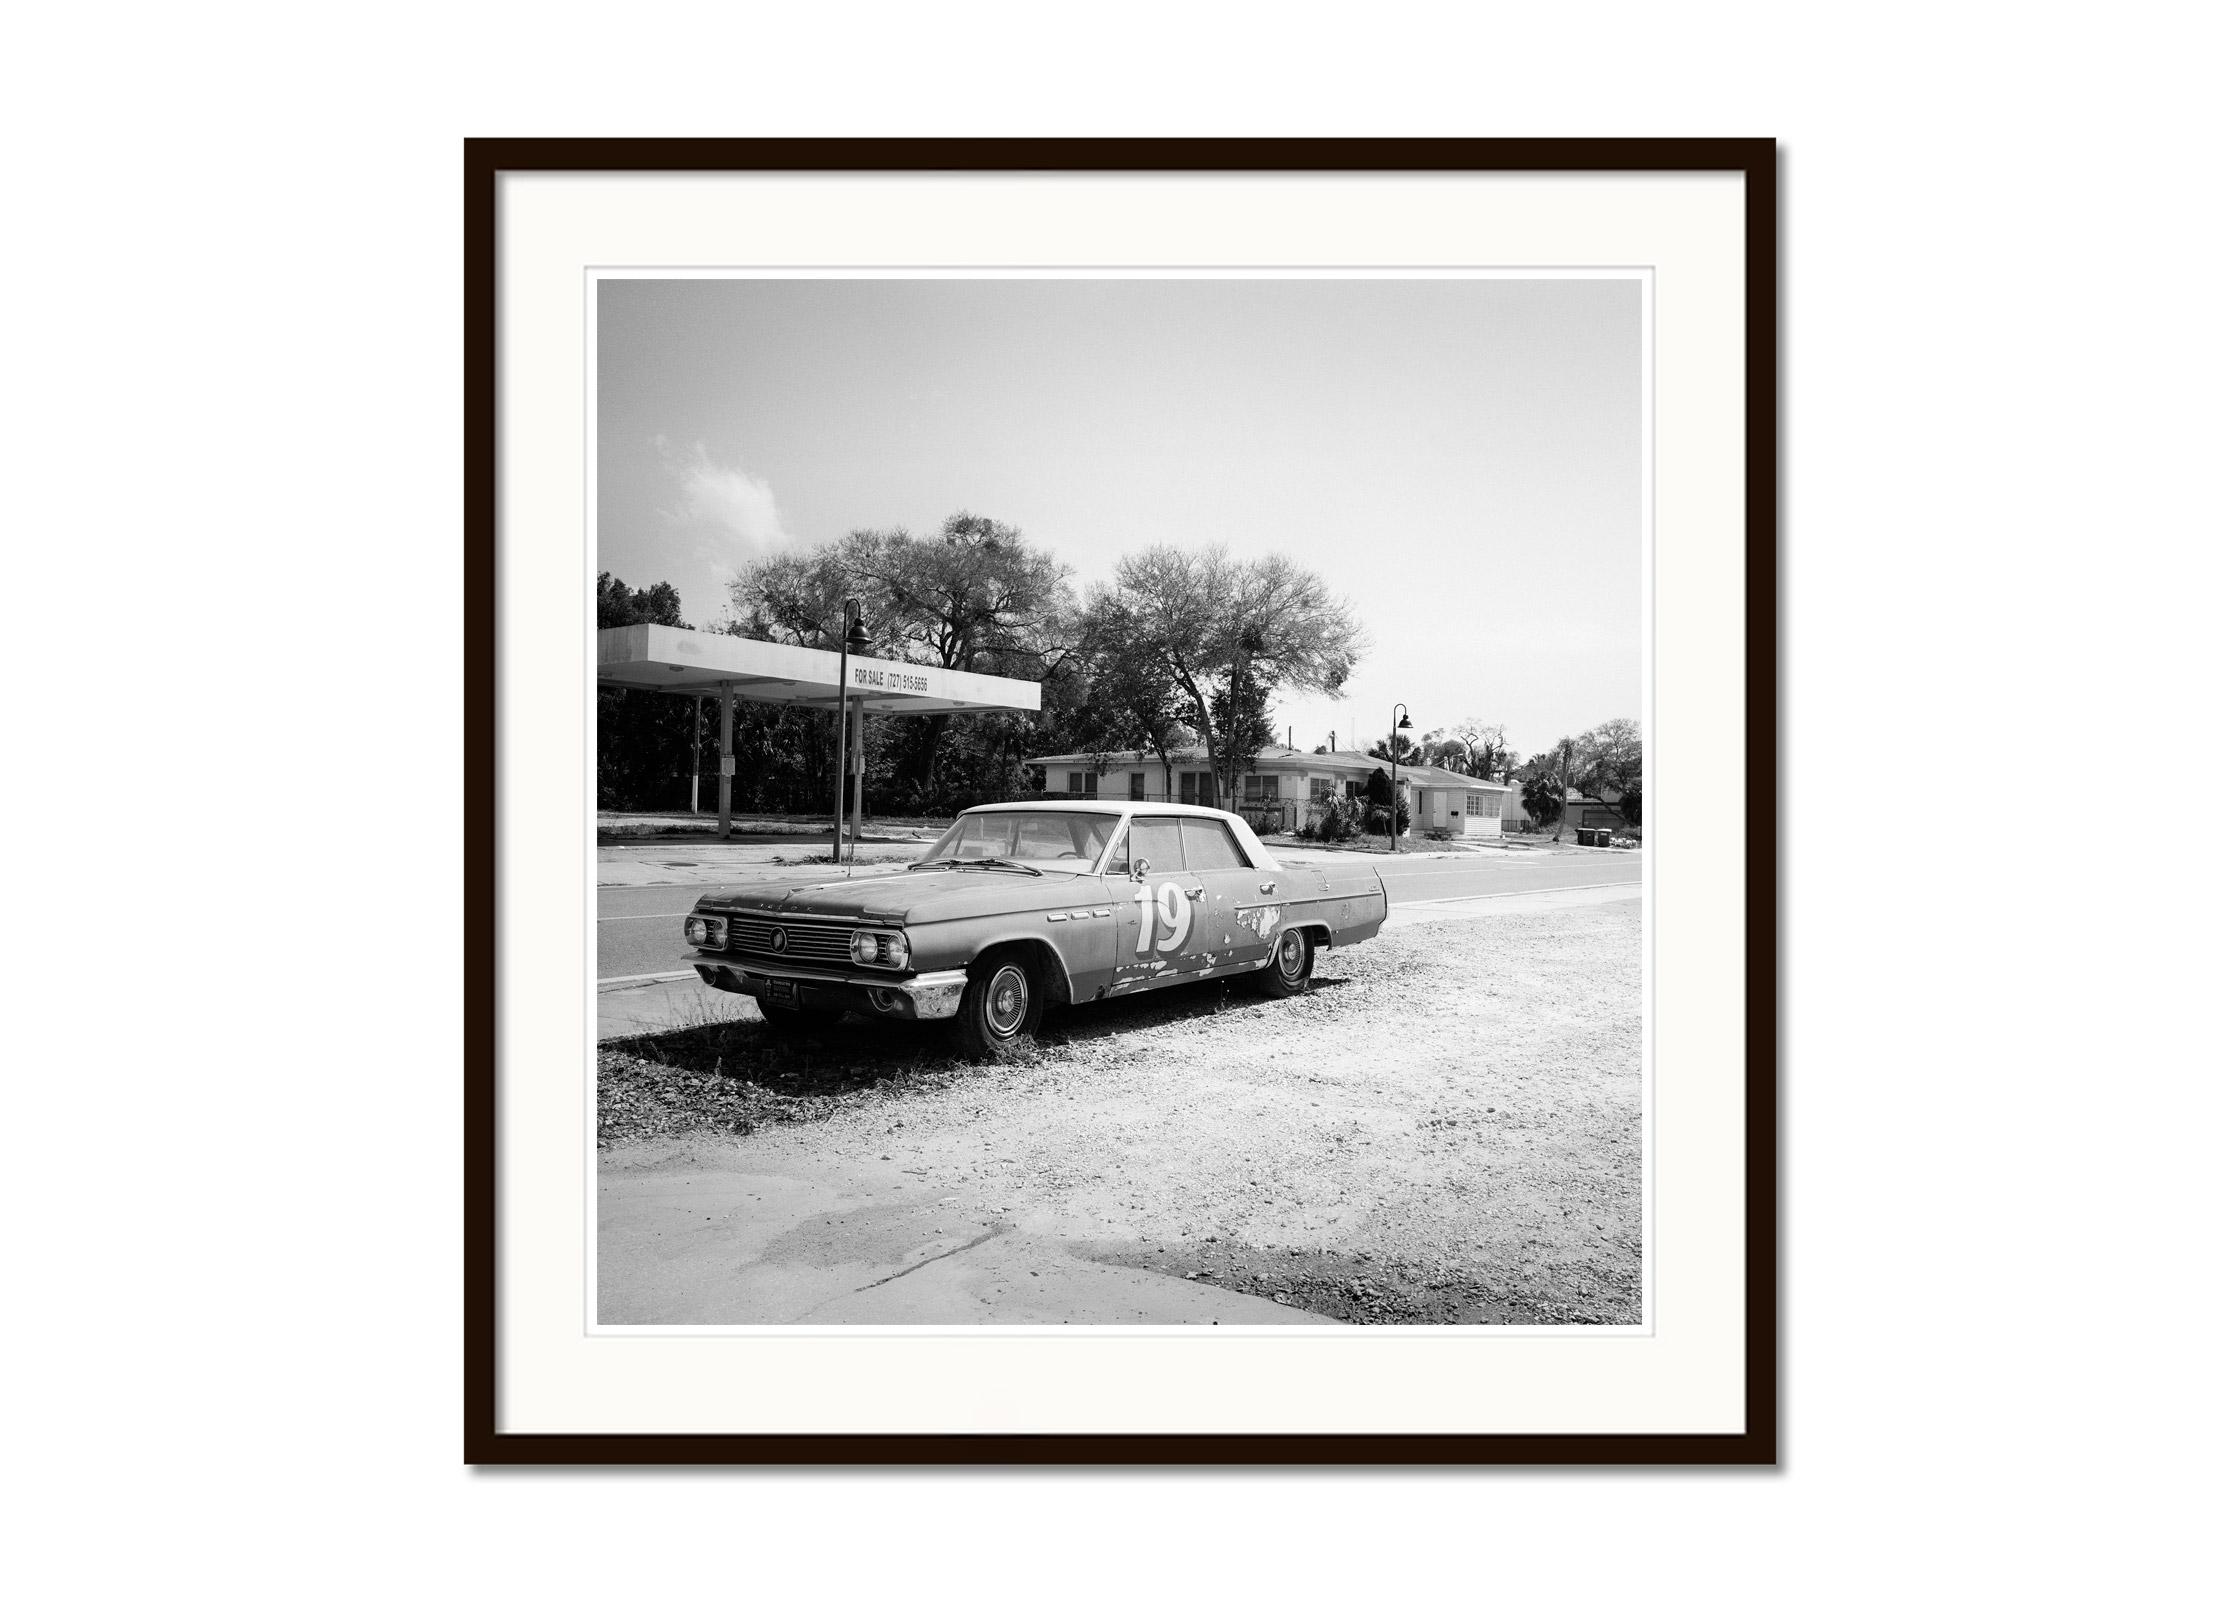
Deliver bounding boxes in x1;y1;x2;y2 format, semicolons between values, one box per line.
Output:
726;918;856;966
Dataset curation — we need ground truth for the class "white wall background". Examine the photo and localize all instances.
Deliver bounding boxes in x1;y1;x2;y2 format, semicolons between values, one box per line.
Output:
4;3;2231;1596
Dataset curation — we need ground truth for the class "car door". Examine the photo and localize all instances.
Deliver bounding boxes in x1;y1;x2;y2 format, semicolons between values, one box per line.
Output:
1105;816;1208;992
1179;814;1281;974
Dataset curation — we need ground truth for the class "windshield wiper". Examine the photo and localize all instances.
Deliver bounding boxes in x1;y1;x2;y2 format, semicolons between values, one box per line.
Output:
959;857;1044;876
905;859;962;872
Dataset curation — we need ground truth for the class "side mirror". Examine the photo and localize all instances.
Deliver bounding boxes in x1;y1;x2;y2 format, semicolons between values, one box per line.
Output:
1131;858;1151;883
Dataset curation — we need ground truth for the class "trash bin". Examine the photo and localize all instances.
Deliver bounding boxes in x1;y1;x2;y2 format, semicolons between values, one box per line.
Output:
1597;827;1613;847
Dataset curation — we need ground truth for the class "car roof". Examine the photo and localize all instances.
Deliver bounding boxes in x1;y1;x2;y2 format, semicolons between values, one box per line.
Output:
957;800;1239;820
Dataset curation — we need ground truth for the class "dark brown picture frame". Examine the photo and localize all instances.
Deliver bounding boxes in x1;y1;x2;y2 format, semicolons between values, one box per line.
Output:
467;137;1776;1466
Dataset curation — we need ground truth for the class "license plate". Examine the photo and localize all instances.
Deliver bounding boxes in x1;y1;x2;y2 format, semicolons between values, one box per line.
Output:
763;977;798;1008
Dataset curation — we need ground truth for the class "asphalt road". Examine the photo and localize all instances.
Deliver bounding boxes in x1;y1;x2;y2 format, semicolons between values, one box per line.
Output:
597;848;1644;982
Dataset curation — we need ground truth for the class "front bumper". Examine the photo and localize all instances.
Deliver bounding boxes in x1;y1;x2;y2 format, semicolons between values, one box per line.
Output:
689;953;969;1021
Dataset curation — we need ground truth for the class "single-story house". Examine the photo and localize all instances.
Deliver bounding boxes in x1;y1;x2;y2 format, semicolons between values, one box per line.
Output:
1026;745;1527;836
1026;744;1377;816
1561;788;1635;837
1403;767;1521;837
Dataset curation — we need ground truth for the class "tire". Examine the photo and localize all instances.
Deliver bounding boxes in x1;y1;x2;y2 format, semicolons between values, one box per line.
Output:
1254;926;1317;998
950;951;1044;1057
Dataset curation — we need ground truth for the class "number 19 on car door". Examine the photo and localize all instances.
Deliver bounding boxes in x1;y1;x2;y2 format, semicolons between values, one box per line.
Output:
1105;816;1204;990
1133;876;1195;956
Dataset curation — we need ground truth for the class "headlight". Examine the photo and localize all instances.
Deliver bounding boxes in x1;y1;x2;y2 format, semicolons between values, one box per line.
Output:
850;928;909;969
685;915;726;949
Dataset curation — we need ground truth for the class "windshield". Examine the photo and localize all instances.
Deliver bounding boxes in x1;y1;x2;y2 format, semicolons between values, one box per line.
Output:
917;809;1118;873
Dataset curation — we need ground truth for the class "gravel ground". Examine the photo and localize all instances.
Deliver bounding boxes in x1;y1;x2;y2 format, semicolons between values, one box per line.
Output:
599;898;1642;1324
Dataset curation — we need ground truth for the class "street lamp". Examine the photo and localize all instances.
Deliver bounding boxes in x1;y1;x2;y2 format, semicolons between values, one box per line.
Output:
832;597;871;864
1388;703;1412;852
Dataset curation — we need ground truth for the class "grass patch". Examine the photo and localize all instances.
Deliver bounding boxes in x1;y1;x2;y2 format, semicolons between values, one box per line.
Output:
598;1014;1041;1149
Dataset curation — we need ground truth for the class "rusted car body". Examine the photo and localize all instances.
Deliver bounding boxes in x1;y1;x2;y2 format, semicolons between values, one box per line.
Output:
682;801;1386;1053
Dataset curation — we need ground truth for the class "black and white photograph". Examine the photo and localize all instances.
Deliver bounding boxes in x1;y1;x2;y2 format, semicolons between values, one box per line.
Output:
591;273;1648;1329
14;0;2239;1586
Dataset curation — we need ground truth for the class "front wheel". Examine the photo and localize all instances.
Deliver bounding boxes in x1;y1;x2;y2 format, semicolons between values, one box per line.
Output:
950;952;1043;1057
1254;927;1317;998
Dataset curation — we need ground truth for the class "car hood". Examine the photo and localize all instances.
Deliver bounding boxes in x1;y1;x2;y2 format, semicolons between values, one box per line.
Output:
695;868;1108;926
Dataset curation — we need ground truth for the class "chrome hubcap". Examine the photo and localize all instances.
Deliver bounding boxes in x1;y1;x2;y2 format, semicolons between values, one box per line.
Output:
1277;931;1305;979
986;967;1028;1036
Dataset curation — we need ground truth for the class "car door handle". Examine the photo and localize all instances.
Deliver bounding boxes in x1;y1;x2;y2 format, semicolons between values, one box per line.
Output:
1185;886;1205;900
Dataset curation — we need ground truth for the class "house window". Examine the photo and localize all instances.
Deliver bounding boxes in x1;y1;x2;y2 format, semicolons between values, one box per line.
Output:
1242;774;1277;802
1067;771;1099;798
1345;780;1365;799
1310;777;1334;800
1465;794;1485;817
1129;772;1145;801
1179;770;1209;804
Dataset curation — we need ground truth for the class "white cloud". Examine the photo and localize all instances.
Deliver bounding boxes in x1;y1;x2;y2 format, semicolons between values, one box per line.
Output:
655;436;789;565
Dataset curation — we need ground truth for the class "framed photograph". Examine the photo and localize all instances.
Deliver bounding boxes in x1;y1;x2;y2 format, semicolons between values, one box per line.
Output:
469;138;1774;1464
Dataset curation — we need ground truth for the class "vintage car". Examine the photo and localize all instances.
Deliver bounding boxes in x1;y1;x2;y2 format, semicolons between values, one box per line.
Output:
682;801;1387;1054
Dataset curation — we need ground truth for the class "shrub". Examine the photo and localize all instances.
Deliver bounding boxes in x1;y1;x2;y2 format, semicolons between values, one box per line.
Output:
1314;792;1363;843
1361;799;1411;838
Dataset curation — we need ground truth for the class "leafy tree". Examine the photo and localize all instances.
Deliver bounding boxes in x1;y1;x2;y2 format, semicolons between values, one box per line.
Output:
597;571;684;630
1571;718;1644;821
596;574;697;809
1070;592;1195;797
1208;664;1275;803
722;535;881;650
1109;545;1363;806
1514;744;1573;834
724;512;1076;804
875;512;1073;677
1520;773;1566;829
1514;723;1643;837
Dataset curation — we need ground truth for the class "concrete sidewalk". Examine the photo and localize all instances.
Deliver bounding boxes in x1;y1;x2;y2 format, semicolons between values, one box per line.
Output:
601;1153;1332;1326
598;880;1644;1040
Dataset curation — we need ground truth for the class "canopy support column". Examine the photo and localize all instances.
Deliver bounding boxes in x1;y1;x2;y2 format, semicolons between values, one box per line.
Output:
849;701;866;845
716;681;734;840
690;694;703;815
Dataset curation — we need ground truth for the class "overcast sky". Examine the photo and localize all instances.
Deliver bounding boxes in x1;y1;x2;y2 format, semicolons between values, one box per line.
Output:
597;275;1641;757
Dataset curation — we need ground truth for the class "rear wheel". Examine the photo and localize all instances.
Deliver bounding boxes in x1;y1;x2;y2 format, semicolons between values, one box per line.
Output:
950;952;1043;1057
1254;927;1316;998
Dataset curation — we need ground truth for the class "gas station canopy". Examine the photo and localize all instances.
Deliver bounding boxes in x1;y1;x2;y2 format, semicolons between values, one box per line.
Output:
597;624;1042;716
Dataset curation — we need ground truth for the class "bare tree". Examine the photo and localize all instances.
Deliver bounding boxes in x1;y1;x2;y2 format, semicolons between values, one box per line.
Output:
1437;716;1511;780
